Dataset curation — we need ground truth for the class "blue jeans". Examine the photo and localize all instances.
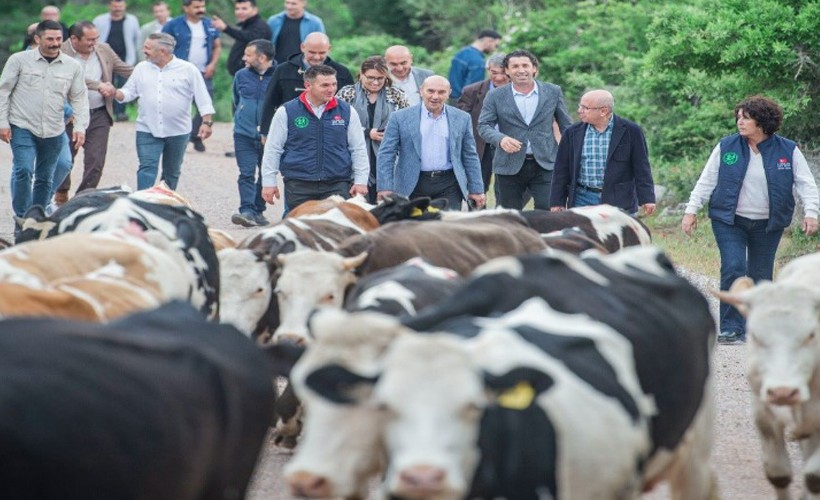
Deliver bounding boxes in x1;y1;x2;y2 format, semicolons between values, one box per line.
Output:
572;187;602;207
135;132;189;190
51;133;74;198
10;125;63;217
711;215;784;335
234;133;266;215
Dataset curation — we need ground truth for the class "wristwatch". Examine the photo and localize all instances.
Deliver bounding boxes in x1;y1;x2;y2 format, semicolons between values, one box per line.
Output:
202;120;214;127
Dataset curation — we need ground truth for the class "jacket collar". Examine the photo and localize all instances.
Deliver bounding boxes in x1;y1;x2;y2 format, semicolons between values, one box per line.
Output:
299;91;339;114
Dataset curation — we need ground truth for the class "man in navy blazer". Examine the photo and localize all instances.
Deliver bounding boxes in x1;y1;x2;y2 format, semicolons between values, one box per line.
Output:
376;76;486;210
549;89;656;215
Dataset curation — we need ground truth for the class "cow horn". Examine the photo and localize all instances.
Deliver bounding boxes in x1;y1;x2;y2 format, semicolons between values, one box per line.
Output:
342;251;368;271
711;277;755;316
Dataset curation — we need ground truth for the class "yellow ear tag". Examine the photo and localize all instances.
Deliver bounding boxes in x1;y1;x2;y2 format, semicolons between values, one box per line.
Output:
496;381;536;410
426;206;441;214
410;207;424;218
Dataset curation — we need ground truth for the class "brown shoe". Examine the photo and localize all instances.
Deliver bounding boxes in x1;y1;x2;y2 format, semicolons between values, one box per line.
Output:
53;191;69;206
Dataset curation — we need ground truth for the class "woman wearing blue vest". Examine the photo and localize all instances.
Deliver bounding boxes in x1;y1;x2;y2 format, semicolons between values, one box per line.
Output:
681;95;819;345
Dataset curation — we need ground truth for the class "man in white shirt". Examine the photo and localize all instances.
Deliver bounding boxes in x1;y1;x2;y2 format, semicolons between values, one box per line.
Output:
115;33;214;190
384;45;433;107
261;64;368;215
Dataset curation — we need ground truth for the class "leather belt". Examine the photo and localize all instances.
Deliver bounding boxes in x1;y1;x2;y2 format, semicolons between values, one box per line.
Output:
90;106;107;112
524;154;536;160
419;169;454;178
576;183;603;193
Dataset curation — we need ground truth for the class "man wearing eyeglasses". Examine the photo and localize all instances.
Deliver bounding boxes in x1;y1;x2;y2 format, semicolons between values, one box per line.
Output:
549;89;656;215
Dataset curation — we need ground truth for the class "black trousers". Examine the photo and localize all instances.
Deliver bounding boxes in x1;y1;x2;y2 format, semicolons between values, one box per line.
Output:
496;158;552;210
283;178;351;211
410;170;463;211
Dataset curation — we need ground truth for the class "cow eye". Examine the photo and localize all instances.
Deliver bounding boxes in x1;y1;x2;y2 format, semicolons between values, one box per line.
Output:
255;287;265;294
461;402;483;419
807;332;816;344
322;293;335;302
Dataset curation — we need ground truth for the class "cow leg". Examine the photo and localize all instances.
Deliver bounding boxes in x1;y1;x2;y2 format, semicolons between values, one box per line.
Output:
272;380;303;449
754;401;792;500
800;433;820;499
666;378;720;500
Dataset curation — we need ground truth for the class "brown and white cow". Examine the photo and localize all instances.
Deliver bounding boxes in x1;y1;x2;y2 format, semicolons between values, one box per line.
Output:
716;251;820;498
0;228;195;321
271;213;546;344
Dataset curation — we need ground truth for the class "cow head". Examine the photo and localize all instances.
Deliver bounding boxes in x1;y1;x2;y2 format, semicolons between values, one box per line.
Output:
15;206;56;242
369;195;447;224
218;248;276;337
716;277;820;406
285;309;402;498
272;250;368;345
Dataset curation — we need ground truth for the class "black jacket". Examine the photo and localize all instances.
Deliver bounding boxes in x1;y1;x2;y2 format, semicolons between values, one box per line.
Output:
259;52;353;136
223;14;272;76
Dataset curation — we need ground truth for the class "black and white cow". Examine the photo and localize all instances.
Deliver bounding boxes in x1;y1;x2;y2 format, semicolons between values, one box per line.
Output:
344;257;463;317
279;246;717;499
0;301;275;500
14;195;220;320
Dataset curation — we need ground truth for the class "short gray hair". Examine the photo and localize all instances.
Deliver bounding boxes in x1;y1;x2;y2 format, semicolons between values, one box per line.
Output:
486;53;505;69
148;32;176;52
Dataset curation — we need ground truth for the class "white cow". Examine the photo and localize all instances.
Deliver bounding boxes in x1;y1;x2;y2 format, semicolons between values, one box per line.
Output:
717;251;820;499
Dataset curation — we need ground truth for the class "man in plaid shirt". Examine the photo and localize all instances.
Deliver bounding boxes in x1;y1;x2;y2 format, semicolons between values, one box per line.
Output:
549;89;656;215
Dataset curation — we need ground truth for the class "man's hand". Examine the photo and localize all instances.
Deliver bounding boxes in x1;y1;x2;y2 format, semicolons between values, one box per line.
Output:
350;184;368;197
73;131;85;149
803;216;819;237
211;15;227;31
0;128;11;143
204;63;216;80
262;186;280;204
681;213;697;236
377;190;393;202
499;136;523;154
550;206;565;212
641;203;656;216
98;82;117;98
468;193;486;209
198;124;212;140
260;135;267;145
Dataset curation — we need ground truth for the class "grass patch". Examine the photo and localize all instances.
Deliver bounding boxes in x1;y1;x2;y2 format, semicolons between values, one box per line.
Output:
644;210;820;279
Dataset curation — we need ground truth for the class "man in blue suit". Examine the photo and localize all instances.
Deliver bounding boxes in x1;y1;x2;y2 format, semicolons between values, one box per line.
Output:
376;76;486;210
549;89;656;215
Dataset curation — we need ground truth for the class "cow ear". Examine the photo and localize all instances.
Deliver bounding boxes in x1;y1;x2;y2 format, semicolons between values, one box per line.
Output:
22;204;47;221
304;364;380;404
429;197;449;212
261;342;306;378
483;367;554;410
269;239;296;259
343;251;368;271
175;217;201;248
711;276;755;317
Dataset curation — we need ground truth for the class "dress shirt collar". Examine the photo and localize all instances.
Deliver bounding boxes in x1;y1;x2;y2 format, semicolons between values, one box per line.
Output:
512;84;538;98
421;105;447;120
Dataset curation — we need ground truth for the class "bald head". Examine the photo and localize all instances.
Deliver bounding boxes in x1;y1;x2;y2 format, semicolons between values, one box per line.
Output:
41;6;61;21
420;76;450;115
301;32;331;66
578;89;614;129
385;45;414;80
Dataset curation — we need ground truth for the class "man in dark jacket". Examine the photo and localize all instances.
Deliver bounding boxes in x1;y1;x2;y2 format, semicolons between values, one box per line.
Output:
549;89;656;215
230;39;276;227
212;0;272;76
258;32;353;138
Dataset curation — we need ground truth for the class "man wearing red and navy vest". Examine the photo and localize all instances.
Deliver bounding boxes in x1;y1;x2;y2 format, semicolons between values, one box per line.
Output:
261;64;368;215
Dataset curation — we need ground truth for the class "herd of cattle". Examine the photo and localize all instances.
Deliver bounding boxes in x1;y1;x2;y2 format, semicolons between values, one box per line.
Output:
1;185;819;499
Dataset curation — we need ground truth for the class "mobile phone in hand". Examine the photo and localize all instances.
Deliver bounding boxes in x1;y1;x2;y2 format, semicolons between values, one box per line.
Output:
376;127;385;133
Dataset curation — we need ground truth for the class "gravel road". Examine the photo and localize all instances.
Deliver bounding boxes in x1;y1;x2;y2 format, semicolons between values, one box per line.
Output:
0;123;808;498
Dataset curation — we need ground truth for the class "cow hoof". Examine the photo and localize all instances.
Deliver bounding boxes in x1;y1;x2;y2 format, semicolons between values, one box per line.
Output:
767;475;791;489
806;473;820;494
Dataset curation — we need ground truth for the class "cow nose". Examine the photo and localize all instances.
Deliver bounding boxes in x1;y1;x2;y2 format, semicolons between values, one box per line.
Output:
766;386;801;406
398;465;447;493
274;333;307;346
288;471;332;498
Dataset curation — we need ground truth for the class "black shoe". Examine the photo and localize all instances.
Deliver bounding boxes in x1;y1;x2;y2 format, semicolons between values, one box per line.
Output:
253;213;270;227
192;139;206;153
231;212;256;227
224;151;236;158
717;331;745;345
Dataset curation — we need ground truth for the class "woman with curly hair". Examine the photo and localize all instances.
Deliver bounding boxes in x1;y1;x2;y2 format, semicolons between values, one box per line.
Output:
337;55;409;202
681;95;819;344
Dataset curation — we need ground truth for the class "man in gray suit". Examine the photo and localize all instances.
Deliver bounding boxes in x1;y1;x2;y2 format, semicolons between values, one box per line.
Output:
478;49;572;210
385;45;433;107
377;75;485;211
